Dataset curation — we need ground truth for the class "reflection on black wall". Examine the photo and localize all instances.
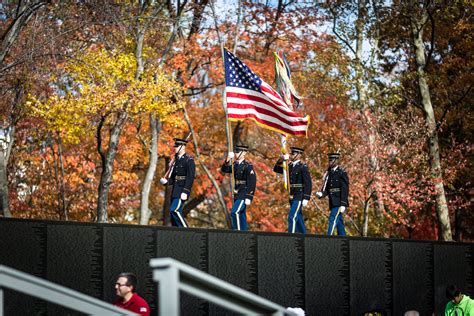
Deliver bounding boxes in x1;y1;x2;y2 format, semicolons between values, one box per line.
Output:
0;218;472;316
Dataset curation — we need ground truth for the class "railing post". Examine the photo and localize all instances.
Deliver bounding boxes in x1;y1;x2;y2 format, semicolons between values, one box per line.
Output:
153;265;180;316
0;265;135;315
150;258;292;315
0;286;3;316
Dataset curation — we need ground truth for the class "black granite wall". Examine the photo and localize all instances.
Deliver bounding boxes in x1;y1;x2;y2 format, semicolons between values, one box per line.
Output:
0;218;472;316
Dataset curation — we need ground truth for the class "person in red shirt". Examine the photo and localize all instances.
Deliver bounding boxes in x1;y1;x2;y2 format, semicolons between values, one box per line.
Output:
113;272;150;316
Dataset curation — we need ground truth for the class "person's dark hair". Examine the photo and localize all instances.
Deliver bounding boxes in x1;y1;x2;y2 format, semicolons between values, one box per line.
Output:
362;310;386;316
118;273;138;293
446;285;461;300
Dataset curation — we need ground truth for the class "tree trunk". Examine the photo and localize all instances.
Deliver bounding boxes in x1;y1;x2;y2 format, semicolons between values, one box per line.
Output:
411;10;452;241
51;136;68;220
57;136;68;220
187;0;209;40
0;123;14;217
134;28;145;80
232;122;245;146
140;115;161;225
5;124;15;164
362;198;369;237
133;20;157;225
0;147;11;217
232;0;242;54
355;0;384;220
160;2;186;66
454;208;462;241
97;111;128;223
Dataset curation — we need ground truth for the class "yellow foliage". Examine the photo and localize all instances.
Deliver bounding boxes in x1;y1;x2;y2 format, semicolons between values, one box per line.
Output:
31;47;184;144
27;94;89;144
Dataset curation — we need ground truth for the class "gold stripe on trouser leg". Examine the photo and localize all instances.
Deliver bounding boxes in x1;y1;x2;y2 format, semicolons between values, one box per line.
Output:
235;200;244;230
329;208;341;236
292;201;302;233
173;199;187;228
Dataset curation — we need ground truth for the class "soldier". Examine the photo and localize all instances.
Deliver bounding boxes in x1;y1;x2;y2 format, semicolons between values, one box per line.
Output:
160;138;195;228
274;146;312;234
316;152;349;236
221;144;256;231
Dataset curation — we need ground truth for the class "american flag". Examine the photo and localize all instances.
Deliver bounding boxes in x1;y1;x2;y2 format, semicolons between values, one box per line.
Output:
224;49;309;136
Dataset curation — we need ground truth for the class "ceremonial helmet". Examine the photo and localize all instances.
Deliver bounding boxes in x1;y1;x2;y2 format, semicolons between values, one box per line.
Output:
173;138;188;147
290;146;304;154
234;144;249;152
327;152;341;160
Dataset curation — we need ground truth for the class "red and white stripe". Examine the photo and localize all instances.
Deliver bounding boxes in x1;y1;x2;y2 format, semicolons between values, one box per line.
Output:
226;82;309;136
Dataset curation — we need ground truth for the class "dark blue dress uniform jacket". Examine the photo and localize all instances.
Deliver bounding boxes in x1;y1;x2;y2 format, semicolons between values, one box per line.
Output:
221;160;257;201
321;166;349;208
169;154;196;199
274;160;312;201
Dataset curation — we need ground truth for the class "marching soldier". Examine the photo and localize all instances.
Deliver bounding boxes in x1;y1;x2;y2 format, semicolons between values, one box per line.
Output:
160;138;195;228
274;146;312;234
221;144;256;231
316;152;349;236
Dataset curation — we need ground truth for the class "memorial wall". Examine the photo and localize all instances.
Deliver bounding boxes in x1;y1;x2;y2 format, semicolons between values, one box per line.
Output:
0;218;472;316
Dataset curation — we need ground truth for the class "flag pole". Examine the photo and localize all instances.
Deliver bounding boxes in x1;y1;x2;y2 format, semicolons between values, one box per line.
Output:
280;135;291;193
221;44;235;202
274;51;291;194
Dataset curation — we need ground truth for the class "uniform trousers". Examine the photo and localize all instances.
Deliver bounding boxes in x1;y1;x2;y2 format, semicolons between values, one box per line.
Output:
231;199;248;231
170;198;188;228
288;199;306;234
327;206;346;236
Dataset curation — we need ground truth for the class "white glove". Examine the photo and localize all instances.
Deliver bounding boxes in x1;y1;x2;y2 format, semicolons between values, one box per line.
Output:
245;198;251;205
160;178;168;185
316;191;323;198
282;154;290;161
227;152;235;159
181;193;188;200
302;200;309;207
339;206;346;213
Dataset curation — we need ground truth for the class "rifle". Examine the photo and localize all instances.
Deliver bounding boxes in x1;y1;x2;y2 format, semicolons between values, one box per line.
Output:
162;132;192;181
319;170;328;193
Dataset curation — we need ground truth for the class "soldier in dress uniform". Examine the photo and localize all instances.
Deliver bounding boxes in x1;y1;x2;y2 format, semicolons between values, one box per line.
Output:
316;152;349;236
274;146;312;234
160;138;195;227
221;144;256;231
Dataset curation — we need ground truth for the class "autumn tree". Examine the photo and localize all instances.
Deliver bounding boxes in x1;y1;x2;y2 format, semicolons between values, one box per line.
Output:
32;47;183;222
375;1;473;240
0;0;51;217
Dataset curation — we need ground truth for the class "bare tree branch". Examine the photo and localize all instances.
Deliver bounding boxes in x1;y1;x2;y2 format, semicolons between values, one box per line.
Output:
329;5;357;57
0;1;50;68
437;84;473;131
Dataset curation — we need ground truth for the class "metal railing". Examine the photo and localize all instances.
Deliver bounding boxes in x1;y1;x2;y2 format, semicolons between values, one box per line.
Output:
0;265;137;316
151;257;294;316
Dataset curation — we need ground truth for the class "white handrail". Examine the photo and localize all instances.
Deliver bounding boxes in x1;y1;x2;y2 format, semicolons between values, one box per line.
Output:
150;257;295;316
0;265;137;316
